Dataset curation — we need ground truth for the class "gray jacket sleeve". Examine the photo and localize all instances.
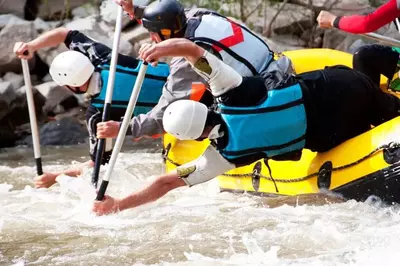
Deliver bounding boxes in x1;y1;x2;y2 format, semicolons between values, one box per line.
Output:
130;57;208;138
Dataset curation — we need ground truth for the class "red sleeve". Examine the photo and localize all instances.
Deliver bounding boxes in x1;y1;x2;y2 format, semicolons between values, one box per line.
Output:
333;0;400;34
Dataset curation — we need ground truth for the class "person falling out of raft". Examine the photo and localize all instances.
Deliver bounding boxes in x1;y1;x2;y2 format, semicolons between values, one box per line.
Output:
92;38;400;215
317;0;400;92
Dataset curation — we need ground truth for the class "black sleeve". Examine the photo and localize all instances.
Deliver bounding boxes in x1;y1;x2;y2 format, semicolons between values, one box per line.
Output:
64;30;112;67
218;76;268;107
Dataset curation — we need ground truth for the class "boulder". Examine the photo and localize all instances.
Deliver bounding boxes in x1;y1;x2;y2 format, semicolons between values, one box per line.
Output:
0;81;17;120
0;14;36;74
36;0;91;20
3;72;24;90
8;85;46;126
34;81;77;115
64;16;134;55
0;122;18;148
21;117;88;146
99;0;132;30
72;4;99;20
0;0;26;18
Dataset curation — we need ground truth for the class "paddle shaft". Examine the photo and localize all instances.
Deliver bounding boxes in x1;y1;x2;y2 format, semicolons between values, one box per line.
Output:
361;32;400;48
21;58;43;175
92;6;124;188
96;62;148;201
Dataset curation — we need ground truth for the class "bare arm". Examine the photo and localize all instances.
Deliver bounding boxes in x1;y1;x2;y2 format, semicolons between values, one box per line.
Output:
117;171;185;211
139;38;205;65
92;145;236;215
92;171;186;215
139;38;243;97
34;160;94;188
14;27;70;59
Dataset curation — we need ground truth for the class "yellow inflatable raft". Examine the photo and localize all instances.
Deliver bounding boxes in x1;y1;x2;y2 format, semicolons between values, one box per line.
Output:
162;48;400;204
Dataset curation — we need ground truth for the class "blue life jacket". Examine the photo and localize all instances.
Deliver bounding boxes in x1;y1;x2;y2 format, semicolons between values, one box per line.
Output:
91;61;169;115
218;83;307;160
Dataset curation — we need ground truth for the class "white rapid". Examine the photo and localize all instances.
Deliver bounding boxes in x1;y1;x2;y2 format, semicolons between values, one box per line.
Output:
1;142;400;266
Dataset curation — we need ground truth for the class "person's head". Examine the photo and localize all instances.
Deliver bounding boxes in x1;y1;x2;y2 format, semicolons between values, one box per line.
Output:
163;100;221;141
142;0;187;43
49;50;95;94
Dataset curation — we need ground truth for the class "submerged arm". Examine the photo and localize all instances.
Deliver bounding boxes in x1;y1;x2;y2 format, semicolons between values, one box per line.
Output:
92;145;235;215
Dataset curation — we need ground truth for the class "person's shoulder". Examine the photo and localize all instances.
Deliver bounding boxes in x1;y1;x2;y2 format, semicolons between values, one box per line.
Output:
65;30;92;46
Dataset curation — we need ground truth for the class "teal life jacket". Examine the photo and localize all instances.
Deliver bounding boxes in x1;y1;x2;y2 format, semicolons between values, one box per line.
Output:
218;83;307;160
91;61;169;115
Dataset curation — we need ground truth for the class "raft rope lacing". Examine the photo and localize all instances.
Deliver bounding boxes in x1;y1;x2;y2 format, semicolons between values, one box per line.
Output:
162;142;400;183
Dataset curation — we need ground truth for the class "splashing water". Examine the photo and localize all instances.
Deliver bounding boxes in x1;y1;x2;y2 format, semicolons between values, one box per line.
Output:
1;144;400;266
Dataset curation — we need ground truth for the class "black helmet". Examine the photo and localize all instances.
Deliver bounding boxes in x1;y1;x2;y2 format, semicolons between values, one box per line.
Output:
142;0;187;35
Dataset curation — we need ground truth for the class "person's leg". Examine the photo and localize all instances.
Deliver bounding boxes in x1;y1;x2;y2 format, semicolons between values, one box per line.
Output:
353;44;399;88
304;66;376;152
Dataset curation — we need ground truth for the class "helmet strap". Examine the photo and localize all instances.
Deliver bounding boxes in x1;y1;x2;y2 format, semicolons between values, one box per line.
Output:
158;31;166;41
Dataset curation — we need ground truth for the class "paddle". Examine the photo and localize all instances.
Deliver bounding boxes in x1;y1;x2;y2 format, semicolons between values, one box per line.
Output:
92;6;124;188
21;56;43;176
361;32;400;48
96;61;148;201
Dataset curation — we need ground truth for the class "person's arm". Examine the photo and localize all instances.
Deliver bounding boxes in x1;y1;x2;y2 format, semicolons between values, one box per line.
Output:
329;0;400;34
64;31;112;67
95;58;206;139
34;160;94;188
113;0;145;20
128;57;209;138
92;145;235;215
139;38;243;97
14;27;70;59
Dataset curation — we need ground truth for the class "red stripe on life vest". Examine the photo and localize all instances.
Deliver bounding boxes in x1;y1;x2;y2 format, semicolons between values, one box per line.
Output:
212;20;244;52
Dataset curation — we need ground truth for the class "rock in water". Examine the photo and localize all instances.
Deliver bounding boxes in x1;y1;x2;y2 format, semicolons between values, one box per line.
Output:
0;15;37;74
21;117;88;146
3;72;24;90
0;81;17;120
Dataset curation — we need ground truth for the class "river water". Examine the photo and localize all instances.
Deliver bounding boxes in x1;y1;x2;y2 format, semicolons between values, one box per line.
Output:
1;141;400;266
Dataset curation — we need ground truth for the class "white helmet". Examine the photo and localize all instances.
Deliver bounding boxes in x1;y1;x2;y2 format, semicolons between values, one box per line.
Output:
49;51;95;86
163;100;208;140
